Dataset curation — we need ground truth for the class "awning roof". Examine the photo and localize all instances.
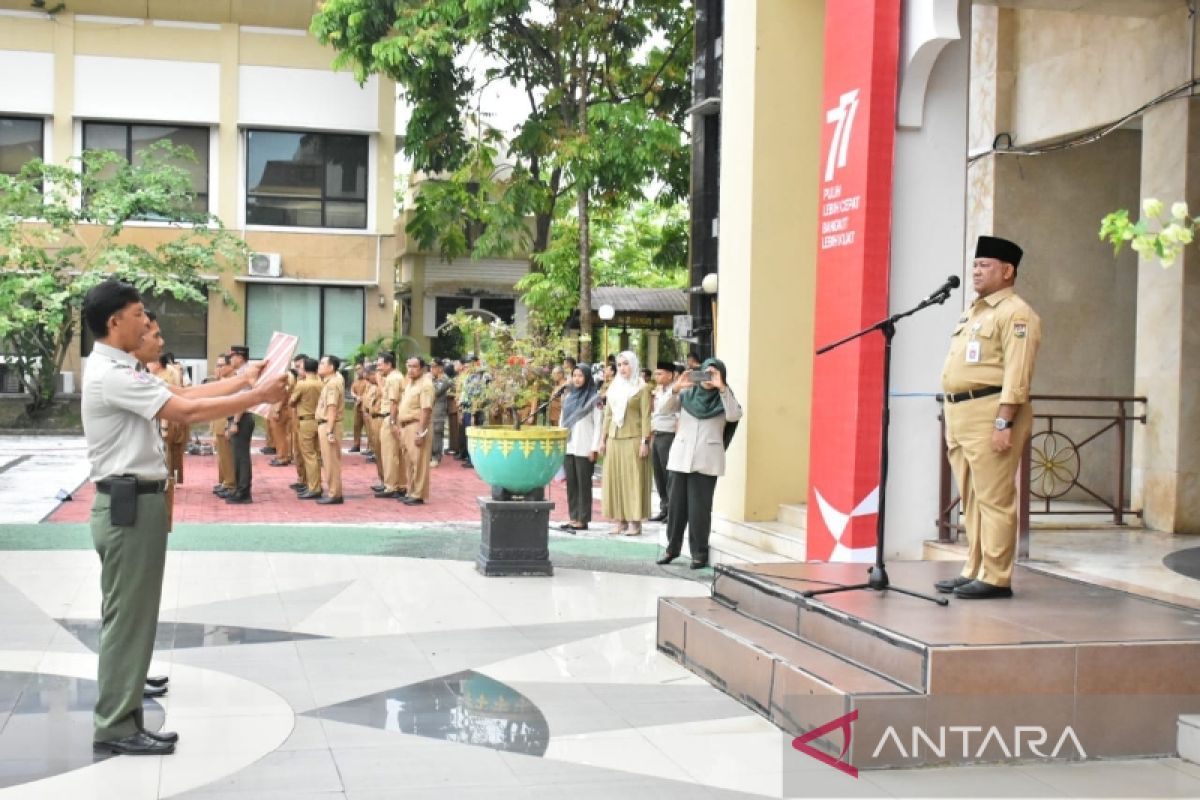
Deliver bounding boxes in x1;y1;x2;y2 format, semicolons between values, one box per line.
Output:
590;287;688;315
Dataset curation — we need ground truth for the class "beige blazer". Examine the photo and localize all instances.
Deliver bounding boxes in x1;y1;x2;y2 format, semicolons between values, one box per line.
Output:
665;388;743;477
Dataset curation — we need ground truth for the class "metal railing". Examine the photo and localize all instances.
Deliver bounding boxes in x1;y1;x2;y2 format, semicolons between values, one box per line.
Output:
936;394;1147;559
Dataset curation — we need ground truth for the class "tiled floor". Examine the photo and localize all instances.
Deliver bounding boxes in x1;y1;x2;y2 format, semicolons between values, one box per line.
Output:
4;437;1200;797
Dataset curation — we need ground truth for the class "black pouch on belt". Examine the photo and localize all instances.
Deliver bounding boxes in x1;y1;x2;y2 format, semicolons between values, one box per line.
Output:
109;476;138;527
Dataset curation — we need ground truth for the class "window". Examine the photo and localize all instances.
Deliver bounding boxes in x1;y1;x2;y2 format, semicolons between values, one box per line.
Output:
82;122;209;213
0;117;43;177
245;284;364;360
434;296;474;330
478;298;516;325
246;130;368;229
81;291;208;359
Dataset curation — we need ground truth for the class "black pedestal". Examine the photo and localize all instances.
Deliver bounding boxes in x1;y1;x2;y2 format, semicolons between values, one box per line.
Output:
476;498;554;577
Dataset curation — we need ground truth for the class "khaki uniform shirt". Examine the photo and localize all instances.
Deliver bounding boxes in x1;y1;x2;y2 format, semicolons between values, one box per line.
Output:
317;374;345;424
81;343;173;481
363;383;380;415
941;287;1041;405
397;374;434;423
381;371;406;416
351;377;368;403
290;375;322;419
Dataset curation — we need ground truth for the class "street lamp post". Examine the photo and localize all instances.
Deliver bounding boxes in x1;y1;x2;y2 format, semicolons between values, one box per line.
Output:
701;273;719;353
598;304;615;362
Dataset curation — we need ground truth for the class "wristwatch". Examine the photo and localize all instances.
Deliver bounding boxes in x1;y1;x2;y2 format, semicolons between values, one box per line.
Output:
994;418;1013;431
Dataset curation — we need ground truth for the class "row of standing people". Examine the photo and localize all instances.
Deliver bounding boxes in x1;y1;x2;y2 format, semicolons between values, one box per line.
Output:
556;351;743;569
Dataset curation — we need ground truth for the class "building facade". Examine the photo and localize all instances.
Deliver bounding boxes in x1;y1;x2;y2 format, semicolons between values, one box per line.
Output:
0;0;397;385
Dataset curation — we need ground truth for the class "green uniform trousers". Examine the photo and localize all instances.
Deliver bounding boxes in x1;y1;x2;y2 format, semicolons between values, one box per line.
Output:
91;490;169;742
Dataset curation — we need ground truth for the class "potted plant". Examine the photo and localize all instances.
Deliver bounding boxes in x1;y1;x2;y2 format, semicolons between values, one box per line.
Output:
444;310;569;577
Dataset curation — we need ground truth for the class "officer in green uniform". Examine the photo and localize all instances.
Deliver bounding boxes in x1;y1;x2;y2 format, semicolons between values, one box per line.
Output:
82;280;287;756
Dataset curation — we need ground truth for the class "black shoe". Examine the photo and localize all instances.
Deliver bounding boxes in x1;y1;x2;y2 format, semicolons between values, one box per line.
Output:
689;560;709;570
224;495;252;505
142;685;168;699
268;458;290;467
656;553;679;565
934;576;972;594
215;489;232;499
211;484;224;493
259;447;277;455
953;580;1013;599
370;484;385;493
556;522;576;532
461;461;472;468
145;675;169;689
297;490;323;500
288;482;306;490
648;512;668;523
365;456;377;463
374;490;400;499
316;496;343;505
402;496;424;506
349;446;360;453
93;732;175;756
138;725;179;744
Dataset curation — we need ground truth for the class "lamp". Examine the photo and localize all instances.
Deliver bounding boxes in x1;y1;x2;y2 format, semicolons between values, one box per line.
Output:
701;273;719;351
598;304;615;362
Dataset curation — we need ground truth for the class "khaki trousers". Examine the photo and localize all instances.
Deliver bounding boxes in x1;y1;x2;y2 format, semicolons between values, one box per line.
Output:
91;490;168;741
367;416;384;482
290;414;303;483
214;420;235;490
944;398;1033;588
298;419;321;493
270;413;292;463
401;423;432;500
381;420;404;492
352;403;365;449
319;422;343;498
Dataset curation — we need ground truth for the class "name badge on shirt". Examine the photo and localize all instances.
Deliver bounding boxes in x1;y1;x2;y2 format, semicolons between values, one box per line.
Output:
966;340;982;364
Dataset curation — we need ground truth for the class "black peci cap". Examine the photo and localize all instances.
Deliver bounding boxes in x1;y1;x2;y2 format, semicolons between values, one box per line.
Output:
975;236;1023;268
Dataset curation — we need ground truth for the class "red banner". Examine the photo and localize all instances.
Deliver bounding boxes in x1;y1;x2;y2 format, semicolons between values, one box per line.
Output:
806;0;902;562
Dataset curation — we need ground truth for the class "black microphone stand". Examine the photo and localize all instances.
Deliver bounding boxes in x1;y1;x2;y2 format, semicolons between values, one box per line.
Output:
803;285;956;606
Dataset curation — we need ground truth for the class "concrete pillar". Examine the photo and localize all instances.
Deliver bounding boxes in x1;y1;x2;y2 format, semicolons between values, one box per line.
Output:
50;13;73;166
1132;99;1200;534
646;331;661;368
711;0;824;523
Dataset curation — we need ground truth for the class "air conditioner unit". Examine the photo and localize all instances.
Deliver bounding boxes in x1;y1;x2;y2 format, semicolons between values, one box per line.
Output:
248;252;282;278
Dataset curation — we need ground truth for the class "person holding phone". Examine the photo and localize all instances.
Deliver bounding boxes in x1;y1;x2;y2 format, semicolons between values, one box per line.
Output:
598;351;653;535
655;358;743;569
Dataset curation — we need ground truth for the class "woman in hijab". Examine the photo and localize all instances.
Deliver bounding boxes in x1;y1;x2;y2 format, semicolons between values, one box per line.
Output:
557;364;602;532
598;351;653;535
656;358;743;568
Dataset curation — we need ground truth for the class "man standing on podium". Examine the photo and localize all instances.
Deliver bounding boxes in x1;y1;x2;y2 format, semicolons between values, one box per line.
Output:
936;236;1042;600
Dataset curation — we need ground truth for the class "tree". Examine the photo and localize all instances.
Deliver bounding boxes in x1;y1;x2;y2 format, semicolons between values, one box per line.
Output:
517;199;689;332
1101;198;1197;267
311;0;692;360
0;144;247;415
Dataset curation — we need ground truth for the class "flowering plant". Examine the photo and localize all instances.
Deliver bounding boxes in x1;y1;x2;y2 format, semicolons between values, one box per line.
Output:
445;310;567;429
1100;199;1197;268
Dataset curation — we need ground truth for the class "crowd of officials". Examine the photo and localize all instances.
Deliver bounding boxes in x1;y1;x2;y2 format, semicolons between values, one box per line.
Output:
190;344;745;569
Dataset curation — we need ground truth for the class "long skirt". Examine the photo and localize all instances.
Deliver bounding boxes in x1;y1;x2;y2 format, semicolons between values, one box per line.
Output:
602;437;651;521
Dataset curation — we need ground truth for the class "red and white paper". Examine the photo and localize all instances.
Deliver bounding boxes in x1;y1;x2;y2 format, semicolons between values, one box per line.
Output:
249;332;299;417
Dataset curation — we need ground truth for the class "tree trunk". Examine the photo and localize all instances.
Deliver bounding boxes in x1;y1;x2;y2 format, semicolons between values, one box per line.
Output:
577;82;593;363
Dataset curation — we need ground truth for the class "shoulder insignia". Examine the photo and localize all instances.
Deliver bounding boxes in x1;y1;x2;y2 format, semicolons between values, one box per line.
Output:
131;370;151;384
1014;322;1028;338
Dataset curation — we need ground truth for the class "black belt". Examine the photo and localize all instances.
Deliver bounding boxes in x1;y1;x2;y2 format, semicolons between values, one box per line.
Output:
298;415;315;421
942;386;1002;404
96;478;167;495
372;413;388;418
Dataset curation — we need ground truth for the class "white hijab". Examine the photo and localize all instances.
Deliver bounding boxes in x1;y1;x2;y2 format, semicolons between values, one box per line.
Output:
606;350;645;428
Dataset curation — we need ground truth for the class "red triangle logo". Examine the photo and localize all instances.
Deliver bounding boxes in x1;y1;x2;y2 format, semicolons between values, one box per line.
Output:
791;709;859;778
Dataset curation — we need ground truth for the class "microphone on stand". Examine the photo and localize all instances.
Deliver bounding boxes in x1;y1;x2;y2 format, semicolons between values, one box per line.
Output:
924;275;961;303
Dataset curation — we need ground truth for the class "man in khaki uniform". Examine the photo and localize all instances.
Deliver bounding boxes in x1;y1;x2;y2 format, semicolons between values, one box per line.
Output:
350;365;368;453
290;357;324;497
374;352;409;498
268;373;294;467
314;354;346;504
937;235;1041;600
288;355;307;490
397;357;435;505
211;354;237;497
158;357;189;485
363;366;386;491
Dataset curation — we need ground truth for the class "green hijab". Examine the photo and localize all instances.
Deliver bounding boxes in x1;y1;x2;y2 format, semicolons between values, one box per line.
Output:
682;358;729;420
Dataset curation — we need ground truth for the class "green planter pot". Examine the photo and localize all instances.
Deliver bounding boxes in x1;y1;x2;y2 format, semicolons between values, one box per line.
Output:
466;425;568;495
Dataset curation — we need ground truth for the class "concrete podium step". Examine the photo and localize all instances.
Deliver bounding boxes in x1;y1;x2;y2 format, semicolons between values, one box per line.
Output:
710;503;808;561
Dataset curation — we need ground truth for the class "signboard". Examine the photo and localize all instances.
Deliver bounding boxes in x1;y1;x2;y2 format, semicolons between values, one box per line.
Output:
249;332;299;418
806;0;902;562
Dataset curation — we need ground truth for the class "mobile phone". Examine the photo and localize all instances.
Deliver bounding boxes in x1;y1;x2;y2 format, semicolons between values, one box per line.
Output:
687;369;707;383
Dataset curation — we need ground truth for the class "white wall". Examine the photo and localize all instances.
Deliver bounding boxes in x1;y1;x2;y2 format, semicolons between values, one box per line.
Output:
0;50;54;115
886;0;971;560
239;66;379;133
74;56;220;123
